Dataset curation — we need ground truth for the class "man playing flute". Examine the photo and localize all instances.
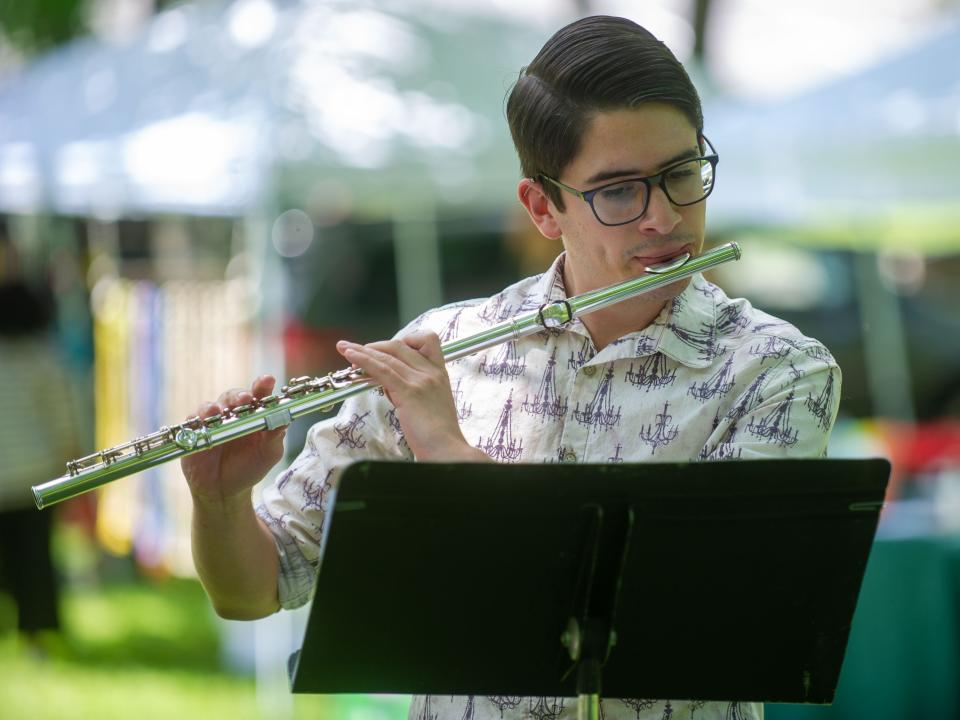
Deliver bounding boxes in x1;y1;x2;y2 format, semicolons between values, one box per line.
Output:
183;16;840;720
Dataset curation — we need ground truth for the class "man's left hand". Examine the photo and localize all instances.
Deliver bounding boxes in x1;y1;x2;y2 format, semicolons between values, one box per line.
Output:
336;331;489;462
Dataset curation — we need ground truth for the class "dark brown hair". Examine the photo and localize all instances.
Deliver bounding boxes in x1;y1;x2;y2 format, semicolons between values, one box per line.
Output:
506;15;704;209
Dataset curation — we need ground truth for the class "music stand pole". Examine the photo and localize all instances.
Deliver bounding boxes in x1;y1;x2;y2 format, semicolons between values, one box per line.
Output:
561;504;634;720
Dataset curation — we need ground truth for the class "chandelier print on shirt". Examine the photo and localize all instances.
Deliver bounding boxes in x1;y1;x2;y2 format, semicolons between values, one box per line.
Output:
573;365;622;430
439;308;464;342
528;696;565;720
300;468;333;513
805;371;836;431
638;401;680;454
716;302;749;334
749;336;791;362
521;347;569;422
478;292;514;325
480;342;527;382
334;411;370;449
452;377;473;421
478;390;523;462
687;355;736;402
568;336;594;370
625;353;677;392
608;442;624;463
667;321;725;361
746;389;800;446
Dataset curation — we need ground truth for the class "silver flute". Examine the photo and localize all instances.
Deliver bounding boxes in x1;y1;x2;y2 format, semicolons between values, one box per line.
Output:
33;242;741;509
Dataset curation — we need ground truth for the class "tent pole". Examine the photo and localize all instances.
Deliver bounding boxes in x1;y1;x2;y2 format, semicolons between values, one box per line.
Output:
853;251;915;422
392;203;443;325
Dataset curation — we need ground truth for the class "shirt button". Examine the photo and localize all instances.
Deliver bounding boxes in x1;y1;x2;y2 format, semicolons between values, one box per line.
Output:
561;449;577;463
582;365;597;377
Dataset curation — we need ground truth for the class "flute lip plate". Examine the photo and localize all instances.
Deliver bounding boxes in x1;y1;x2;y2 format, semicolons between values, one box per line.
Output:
644;251;691;274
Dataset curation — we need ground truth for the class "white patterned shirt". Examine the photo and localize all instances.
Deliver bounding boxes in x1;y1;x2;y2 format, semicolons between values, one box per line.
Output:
258;252;840;720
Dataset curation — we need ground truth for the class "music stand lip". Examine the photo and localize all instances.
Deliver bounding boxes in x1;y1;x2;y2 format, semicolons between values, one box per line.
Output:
290;458;890;705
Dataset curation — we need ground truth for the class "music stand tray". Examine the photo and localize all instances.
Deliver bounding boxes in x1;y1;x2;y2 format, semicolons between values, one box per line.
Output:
289;458;889;705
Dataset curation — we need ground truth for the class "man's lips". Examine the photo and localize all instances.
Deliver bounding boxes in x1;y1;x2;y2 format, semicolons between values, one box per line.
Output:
631;244;693;265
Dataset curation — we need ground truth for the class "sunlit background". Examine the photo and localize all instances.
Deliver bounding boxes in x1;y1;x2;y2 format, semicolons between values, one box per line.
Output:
0;0;958;718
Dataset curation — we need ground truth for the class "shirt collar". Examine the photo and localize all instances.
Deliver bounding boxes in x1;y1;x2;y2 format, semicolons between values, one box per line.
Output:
532;251;568;305
651;273;720;369
529;253;720;368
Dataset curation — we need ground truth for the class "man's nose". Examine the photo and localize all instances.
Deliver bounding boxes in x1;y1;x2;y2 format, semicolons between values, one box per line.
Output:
637;185;681;236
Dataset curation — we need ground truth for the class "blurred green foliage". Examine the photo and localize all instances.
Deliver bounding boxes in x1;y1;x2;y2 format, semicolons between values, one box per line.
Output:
0;577;409;719
0;0;87;54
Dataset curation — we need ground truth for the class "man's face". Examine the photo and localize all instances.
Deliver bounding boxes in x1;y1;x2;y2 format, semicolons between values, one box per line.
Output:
545;103;707;298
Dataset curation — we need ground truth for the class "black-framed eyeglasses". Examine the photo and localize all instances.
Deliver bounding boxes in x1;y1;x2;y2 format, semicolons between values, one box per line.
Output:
539;136;719;227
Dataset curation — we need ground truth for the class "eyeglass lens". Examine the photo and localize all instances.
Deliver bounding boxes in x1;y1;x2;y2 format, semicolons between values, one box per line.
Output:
592;158;715;225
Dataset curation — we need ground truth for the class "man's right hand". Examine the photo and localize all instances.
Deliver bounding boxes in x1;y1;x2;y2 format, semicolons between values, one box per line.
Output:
181;375;287;508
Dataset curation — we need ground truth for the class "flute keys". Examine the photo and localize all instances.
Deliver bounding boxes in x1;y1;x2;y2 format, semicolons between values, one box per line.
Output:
329;368;365;388
102;448;124;464
133;428;171;454
282;376;312;395
283;382;308;396
174;427;200;450
67;453;102;476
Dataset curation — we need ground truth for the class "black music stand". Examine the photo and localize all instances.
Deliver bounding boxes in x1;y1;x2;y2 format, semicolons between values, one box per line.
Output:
288;459;889;716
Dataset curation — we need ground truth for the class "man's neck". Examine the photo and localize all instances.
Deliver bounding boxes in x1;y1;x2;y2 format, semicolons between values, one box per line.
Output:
558;256;674;351
579;295;668;351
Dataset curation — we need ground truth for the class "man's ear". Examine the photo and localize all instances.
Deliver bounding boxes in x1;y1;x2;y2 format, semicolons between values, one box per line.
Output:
517;178;563;240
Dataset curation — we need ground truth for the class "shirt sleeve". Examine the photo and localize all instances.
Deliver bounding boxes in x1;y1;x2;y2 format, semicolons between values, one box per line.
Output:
255;309;462;609
704;340;842;461
256;387;413;609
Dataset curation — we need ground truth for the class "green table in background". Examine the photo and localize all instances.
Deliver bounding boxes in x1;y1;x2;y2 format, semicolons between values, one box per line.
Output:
768;536;960;720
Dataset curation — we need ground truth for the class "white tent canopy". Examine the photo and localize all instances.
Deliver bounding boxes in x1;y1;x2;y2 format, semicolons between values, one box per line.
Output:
706;16;960;250
0;0;545;218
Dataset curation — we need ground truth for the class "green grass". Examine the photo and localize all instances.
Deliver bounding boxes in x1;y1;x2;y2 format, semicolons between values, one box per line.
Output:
0;577;409;720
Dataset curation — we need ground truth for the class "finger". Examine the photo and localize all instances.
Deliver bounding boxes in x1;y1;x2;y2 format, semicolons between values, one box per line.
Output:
350;342;437;384
401;331;444;365
189;401;222;421
348;338;436;372
198;401;221;419
336;339;361;365
337;342;408;386
216;387;254;409
251;374;276;398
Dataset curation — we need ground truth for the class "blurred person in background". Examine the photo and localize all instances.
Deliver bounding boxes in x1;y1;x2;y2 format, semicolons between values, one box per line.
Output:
0;279;80;652
182;16;841;720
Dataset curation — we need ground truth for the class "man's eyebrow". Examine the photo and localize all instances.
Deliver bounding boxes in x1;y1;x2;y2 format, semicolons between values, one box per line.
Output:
584;147;701;186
